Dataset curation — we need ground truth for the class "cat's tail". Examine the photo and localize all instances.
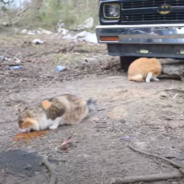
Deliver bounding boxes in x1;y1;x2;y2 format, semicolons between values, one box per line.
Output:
128;74;144;82
87;98;97;111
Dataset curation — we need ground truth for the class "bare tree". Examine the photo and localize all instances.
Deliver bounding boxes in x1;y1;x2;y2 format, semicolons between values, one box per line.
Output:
1;0;14;5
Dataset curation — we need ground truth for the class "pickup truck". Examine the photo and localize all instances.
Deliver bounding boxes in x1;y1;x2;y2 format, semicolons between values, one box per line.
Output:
95;0;184;70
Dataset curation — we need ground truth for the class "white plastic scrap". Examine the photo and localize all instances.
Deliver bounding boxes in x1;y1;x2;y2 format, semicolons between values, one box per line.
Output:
32;39;44;44
83;33;98;43
58;28;69;35
74;31;89;39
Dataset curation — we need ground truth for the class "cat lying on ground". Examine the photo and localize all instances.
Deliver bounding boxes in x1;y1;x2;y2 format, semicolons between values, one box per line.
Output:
128;57;162;83
18;94;97;132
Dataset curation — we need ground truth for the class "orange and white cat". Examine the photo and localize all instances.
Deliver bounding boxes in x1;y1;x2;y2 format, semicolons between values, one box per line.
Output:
128;57;162;83
18;94;97;132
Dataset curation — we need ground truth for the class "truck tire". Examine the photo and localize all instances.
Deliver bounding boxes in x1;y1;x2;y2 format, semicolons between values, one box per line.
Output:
120;56;139;72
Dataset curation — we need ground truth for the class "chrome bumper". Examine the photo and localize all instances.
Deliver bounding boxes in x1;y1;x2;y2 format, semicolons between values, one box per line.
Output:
95;24;184;44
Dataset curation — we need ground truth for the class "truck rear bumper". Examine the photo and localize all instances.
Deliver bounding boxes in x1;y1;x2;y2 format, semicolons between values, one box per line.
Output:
95;24;184;44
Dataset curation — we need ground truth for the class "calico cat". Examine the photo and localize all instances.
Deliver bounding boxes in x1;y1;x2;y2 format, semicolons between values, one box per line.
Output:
18;94;97;132
128;57;162;83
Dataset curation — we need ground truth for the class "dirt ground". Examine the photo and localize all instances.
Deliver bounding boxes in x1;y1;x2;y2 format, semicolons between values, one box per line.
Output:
1;33;184;184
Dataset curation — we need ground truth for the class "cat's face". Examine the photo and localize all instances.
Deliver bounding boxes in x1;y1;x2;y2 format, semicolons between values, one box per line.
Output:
18;117;35;132
18;110;37;132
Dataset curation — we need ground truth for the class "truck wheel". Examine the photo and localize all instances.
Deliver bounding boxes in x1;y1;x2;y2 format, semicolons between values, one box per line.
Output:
120;56;139;72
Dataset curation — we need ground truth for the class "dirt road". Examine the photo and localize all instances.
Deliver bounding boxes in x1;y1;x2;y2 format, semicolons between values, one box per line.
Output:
0;35;184;184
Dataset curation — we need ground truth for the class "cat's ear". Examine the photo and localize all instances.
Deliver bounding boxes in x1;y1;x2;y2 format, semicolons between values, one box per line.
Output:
25;111;32;118
18;106;25;113
42;100;52;110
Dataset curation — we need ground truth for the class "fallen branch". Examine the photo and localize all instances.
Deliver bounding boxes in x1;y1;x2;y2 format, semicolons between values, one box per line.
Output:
111;172;183;184
128;144;184;169
41;156;57;184
158;74;181;81
111;144;184;184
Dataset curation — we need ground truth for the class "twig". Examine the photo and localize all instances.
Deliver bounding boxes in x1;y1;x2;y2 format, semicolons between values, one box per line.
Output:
41;156;57;184
111;172;183;184
31;46;73;58
165;88;184;93
158;74;181;81
32;48;65;58
173;93;179;99
0;91;12;101
46;78;56;87
128;144;184;169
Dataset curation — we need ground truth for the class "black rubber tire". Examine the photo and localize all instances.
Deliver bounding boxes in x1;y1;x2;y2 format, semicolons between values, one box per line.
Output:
120;56;139;72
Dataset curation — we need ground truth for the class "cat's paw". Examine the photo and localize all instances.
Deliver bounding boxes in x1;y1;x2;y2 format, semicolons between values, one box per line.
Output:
49;123;59;130
152;76;159;81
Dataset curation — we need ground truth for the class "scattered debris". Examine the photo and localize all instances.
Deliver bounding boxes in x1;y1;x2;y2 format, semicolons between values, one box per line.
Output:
21;26;98;44
73;31;97;43
4;57;11;61
10;66;22;69
14;57;21;64
58;28;69;35
84;33;98;43
61;136;72;151
56;66;66;72
21;29;28;34
63;34;75;40
74;31;90;39
62;31;98;43
21;28;52;35
32;39;45;45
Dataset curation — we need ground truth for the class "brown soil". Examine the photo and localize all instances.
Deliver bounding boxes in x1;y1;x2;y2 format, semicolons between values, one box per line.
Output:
1;34;184;184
